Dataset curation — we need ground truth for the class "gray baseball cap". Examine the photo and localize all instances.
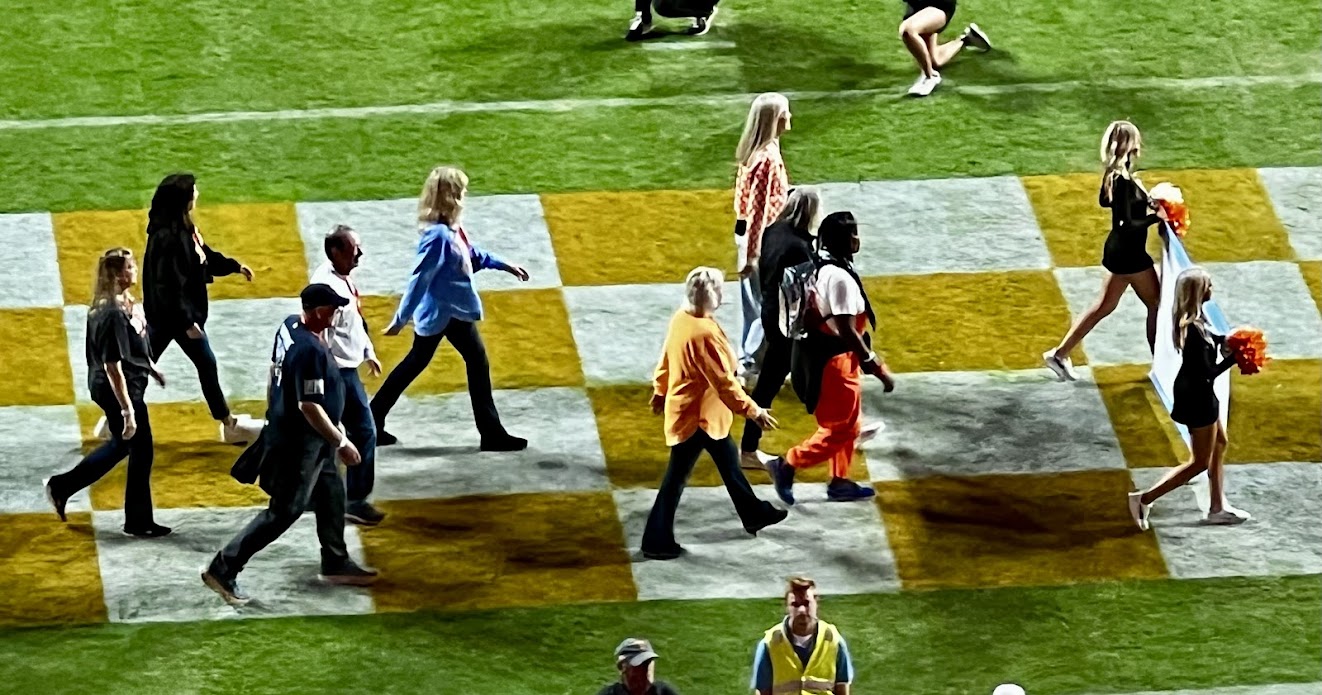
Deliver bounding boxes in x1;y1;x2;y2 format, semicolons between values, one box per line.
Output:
614;638;659;667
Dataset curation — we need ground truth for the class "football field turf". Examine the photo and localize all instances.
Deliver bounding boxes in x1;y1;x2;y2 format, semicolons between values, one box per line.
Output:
1;1;1320;693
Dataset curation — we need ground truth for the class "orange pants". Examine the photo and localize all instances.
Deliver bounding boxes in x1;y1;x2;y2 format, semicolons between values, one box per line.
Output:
785;353;861;478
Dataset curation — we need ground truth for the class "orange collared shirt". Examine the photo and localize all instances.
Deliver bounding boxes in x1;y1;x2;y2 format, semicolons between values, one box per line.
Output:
653;310;758;446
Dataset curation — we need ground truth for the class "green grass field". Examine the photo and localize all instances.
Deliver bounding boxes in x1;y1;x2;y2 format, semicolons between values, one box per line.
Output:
1;1;1320;693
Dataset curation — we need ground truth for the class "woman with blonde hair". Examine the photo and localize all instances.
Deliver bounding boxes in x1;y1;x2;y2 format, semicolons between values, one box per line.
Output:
1044;120;1166;381
898;1;991;97
370;166;531;451
642;267;788;560
45;248;171;537
1128;267;1249;528
733;93;793;380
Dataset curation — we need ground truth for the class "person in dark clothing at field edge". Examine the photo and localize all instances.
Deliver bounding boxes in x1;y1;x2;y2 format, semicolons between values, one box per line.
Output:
627;0;720;41
142;172;255;443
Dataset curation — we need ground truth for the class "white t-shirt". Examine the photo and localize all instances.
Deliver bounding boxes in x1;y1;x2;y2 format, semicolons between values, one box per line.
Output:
309;261;377;370
812;264;866;319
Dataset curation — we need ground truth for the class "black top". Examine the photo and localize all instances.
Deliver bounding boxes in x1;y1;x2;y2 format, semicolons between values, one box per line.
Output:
266;315;344;439
143;224;241;331
1176;324;1235;386
1100;174;1160;275
86;301;153;396
595;681;681;695
758;220;817;336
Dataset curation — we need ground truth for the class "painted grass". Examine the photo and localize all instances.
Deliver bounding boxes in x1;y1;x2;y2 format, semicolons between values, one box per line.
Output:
0;576;1317;695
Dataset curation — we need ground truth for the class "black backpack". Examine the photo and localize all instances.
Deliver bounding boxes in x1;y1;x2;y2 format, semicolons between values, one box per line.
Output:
777;256;823;341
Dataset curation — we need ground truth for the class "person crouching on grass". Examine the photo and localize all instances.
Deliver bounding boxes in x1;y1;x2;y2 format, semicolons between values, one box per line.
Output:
898;0;991;97
627;0;720;41
641;267;788;561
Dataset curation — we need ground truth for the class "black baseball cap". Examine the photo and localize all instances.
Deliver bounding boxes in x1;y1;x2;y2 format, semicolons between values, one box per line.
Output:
300;283;350;310
614;638;659;667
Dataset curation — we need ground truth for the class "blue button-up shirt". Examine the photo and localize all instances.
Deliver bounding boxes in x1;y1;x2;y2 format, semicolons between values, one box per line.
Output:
390;222;511;337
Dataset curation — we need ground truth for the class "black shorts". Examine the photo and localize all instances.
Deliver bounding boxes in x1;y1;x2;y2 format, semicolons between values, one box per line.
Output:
903;0;957;33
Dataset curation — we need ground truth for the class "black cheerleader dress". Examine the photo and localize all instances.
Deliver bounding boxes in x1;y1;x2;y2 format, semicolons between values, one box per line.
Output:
1170;323;1236;429
1100;174;1160;275
904;0;957;32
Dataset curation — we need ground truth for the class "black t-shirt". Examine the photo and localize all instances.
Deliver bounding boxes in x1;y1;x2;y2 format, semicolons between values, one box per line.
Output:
595;682;680;695
86;301;153;395
266;315;344;439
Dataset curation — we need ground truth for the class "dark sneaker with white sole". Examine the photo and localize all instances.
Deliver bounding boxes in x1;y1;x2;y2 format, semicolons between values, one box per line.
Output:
345;501;387;526
688;7;717;35
321;561;379;586
769;457;797;506
202;569;251;607
626;12;652;41
962;23;992;51
826;478;876;502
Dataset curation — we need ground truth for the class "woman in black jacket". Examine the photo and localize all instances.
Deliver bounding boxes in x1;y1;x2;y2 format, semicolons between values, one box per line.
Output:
142;173;253;438
739;187;821;470
45;248;171;537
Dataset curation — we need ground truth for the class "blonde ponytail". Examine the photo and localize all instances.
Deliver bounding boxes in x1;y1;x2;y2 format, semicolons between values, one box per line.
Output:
1100;120;1142;202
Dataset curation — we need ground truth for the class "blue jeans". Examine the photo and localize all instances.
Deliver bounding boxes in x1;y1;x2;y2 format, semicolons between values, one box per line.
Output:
50;383;156;529
738;271;765;371
340;368;377;503
149;326;231;421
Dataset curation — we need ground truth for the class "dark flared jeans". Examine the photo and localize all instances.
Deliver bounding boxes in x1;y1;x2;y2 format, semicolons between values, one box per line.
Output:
370;319;505;438
49;382;156;529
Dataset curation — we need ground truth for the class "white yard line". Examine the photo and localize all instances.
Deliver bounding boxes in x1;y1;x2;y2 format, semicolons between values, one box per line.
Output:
639;40;737;51
1085;683;1322;695
0;72;1315;131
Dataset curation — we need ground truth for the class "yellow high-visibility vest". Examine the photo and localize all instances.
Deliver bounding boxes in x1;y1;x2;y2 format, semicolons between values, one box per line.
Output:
763;620;841;695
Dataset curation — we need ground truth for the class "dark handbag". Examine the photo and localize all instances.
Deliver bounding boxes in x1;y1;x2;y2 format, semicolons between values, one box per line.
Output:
229;426;269;485
790;338;827;415
734;219;748;237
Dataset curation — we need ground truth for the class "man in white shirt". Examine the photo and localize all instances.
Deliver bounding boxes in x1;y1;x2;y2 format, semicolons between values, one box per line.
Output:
310;225;385;526
769;212;895;505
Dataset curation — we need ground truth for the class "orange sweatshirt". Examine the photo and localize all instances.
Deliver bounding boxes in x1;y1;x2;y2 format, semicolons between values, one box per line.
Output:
653;310;759;446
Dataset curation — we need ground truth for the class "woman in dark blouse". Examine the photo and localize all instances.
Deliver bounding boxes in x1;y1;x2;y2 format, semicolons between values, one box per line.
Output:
45;248;171;537
1044;120;1167;381
1128;267;1250;529
142;173;253;440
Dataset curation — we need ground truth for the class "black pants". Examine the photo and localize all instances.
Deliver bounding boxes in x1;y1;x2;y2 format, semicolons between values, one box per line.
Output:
370;319;505;438
209;435;349;578
741;328;793;453
641;430;778;553
149;326;230;421
637;0;719;19
50;383;156;529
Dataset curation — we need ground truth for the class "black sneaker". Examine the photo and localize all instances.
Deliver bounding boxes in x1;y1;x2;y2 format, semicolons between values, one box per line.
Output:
376;428;398;447
626;12;652;41
123;522;173;538
345;501;387;526
962;23;992;51
321;561;379;586
641;545;686;561
43;477;68;522
826;478;876;502
687;7;717;35
480;435;527;452
201;569;251;607
743;506;789;536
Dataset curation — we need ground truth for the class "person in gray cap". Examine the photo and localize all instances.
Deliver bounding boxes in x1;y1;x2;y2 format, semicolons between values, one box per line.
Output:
202;283;378;606
596;638;681;695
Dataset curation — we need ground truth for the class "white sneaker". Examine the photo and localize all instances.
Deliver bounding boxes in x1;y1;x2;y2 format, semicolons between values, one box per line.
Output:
93;416;111;441
221;415;264;445
907;74;930;96
1203;508;1250;525
858;420;886;444
962;23;992;51
1220;500;1252;521
740;450;774;472
1042;350;1079;381
1127;491;1152;531
1186;471;1211;515
910;72;942;97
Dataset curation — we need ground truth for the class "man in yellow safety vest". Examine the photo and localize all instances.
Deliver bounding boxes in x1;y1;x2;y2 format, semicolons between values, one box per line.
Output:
751;576;855;695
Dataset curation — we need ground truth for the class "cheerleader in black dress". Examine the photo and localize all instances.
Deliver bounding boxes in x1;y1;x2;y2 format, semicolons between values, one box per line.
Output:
1044;120;1166;382
898;0;992;96
1128;267;1251;529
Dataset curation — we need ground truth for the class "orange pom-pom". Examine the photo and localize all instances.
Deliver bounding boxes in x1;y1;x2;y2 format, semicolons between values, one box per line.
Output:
1226;327;1269;375
1149;182;1190;237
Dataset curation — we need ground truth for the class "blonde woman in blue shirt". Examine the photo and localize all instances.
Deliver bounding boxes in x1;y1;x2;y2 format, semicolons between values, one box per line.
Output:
370;166;530;451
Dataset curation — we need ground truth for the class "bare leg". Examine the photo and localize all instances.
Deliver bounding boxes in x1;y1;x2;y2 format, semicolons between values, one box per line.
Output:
1140;423;1217;505
1053;272;1128;359
927;32;966;68
1126;267;1162;355
898;8;948;78
1207;421;1229;514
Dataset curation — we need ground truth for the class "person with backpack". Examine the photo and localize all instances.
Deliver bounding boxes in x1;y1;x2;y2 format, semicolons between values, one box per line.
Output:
739;187;822;471
767;212;895;505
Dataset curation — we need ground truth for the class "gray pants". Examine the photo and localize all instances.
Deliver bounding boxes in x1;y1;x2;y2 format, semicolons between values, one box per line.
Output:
738;270;765;372
210;434;349;578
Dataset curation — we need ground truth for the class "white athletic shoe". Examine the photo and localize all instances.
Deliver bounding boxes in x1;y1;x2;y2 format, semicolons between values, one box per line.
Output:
1187;470;1211;515
962;23;992;51
858;420;886;444
93;416;111;441
1127;491;1152;531
1220;500;1252;521
908;72;942;97
1203;508;1250;525
1042;350;1079;381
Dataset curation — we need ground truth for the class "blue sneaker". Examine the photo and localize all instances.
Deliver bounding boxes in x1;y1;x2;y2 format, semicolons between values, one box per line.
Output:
770;457;796;506
827;478;876;502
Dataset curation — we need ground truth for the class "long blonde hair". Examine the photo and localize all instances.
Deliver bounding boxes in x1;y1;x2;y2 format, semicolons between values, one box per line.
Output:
735;93;790;166
683;266;724;315
91;248;134;314
418;166;469;229
1172;266;1213;351
1100;120;1142;202
775;186;822;234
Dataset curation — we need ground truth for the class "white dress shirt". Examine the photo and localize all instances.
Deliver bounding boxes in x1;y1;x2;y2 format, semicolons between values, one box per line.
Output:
310;261;377;370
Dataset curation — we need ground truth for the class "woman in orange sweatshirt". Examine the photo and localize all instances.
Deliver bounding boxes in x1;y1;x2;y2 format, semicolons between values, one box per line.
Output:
641;267;789;561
